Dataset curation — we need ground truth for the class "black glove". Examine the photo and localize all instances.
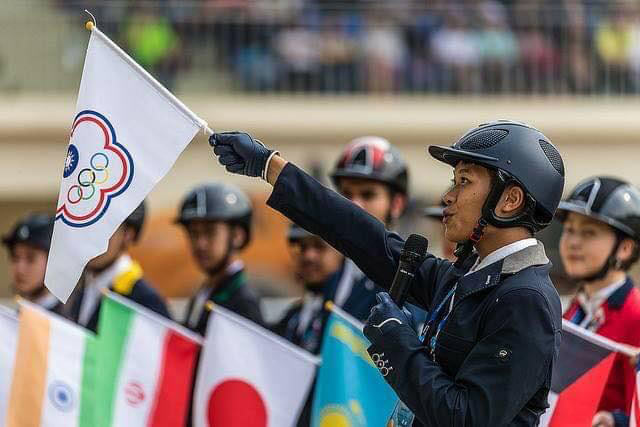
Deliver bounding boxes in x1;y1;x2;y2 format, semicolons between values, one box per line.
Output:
364;292;413;344
210;131;278;179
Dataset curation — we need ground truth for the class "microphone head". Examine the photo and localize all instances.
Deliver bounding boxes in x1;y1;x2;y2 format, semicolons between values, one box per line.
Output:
402;234;428;262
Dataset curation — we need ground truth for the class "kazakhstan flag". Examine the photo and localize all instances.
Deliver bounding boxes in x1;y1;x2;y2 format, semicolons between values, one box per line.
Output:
311;303;399;426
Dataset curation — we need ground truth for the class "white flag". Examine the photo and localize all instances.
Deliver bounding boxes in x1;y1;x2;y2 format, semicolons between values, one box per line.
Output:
193;305;318;427
45;25;208;302
0;306;18;422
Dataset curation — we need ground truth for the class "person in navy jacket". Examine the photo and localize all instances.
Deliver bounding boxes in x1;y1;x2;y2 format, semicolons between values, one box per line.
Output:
177;182;263;334
557;177;640;427
327;136;414;321
209;120;565;426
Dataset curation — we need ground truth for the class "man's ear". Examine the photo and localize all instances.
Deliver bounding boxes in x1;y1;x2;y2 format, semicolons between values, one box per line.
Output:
389;193;407;221
231;226;248;250
497;184;526;217
121;225;137;248
616;237;636;264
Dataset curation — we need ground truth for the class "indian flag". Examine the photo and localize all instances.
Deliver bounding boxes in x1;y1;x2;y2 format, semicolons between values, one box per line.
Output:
95;292;201;427
0;306;18;423
5;300;96;427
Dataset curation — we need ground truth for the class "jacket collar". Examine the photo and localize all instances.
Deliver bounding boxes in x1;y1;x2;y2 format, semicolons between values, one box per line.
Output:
455;241;549;301
606;277;634;310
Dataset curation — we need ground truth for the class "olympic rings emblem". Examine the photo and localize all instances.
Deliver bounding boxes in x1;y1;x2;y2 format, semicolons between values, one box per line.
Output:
56;110;134;228
66;153;111;204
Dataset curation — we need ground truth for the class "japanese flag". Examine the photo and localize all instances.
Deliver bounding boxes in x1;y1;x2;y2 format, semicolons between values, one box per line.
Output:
193;306;318;427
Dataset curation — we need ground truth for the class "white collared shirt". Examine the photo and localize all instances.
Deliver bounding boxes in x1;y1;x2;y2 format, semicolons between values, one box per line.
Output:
186;260;244;328
79;254;133;326
35;292;60;311
575;277;626;330
467;238;538;275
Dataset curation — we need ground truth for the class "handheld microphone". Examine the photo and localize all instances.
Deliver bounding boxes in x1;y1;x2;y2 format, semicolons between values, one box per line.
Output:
389;234;429;307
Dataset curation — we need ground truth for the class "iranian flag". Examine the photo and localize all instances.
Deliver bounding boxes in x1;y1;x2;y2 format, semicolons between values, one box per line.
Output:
95;292;201;427
193;304;318;427
4;301;96;427
0;306;18;424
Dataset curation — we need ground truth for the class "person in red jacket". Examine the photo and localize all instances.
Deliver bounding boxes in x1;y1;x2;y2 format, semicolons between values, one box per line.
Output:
558;176;640;427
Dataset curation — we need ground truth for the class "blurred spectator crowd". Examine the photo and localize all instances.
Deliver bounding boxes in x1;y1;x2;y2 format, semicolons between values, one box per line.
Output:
54;0;640;94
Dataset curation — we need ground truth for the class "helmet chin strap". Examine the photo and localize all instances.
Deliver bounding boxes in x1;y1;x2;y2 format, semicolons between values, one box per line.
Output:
573;235;623;283
453;218;488;268
453;172;508;268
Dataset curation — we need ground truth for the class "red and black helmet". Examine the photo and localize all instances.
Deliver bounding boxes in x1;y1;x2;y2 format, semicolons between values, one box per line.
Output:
330;136;409;195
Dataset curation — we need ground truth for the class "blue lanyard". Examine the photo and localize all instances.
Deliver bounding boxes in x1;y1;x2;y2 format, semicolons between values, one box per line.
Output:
421;284;457;361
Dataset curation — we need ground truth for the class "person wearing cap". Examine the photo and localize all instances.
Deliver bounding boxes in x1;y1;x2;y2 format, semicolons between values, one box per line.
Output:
273;223;345;426
209;120;565;426
2;213;61;312
423;202;457;261
63;201;170;332
273;223;345;354
326;136;415;322
177;182;263;335
556;177;640;427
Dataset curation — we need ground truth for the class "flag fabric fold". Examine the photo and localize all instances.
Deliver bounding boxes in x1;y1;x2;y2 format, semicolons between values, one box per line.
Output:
541;319;636;427
45;25;208;302
5;301;96;427
631;358;640;427
94;292;202;427
311;304;400;427
193;303;318;427
0;306;18;423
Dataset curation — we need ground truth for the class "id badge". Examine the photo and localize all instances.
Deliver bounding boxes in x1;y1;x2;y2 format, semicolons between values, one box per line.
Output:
387;400;415;427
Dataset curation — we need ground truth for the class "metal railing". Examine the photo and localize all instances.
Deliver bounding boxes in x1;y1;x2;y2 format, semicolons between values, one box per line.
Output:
3;1;640;95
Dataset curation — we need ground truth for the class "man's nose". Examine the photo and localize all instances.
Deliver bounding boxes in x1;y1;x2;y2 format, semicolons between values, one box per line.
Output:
442;187;456;206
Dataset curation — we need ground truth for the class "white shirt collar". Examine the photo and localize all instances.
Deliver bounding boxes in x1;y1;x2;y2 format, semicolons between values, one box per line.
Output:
575;277;626;330
35;292;60;310
468;238;538;274
590;278;627;301
85;254;134;293
79;254;133;326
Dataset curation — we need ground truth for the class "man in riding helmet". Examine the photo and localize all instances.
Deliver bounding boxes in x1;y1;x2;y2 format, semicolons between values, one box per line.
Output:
209;119;565;425
177;182;263;335
3;213;61;312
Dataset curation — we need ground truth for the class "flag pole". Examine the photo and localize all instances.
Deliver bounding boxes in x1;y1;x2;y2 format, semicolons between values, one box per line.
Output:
83;19;213;135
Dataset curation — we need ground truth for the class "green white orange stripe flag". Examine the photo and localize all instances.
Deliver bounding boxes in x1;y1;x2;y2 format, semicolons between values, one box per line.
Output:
193;303;319;427
95;291;202;427
5;300;96;427
0;306;18;423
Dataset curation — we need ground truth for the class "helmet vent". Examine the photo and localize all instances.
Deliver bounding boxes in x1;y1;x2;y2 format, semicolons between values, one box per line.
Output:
538;139;565;177
459;129;508;150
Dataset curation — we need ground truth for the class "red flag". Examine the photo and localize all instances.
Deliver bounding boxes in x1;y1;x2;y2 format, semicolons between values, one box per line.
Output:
541;320;634;426
631;359;640;427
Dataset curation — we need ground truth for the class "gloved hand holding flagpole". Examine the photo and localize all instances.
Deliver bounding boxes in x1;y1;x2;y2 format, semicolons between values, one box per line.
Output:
45;16;217;302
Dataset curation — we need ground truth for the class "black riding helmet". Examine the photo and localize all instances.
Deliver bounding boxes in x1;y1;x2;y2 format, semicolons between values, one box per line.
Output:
556;176;640;280
124;201;146;242
331;136;409;196
429;120;565;263
2;213;54;253
177;183;253;249
287;223;316;242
